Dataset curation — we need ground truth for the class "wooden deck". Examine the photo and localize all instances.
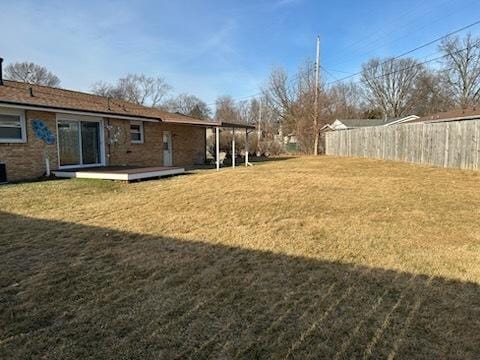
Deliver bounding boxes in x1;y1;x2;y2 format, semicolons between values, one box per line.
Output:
53;166;185;181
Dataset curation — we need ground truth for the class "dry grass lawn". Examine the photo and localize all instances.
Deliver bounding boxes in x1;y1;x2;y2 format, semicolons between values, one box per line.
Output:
1;156;479;359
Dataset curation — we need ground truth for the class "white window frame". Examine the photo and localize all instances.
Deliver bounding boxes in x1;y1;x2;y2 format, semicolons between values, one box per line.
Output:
0;107;27;143
130;121;144;144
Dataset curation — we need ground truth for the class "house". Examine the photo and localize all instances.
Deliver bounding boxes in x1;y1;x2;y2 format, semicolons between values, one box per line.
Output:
410;108;480;124
0;61;253;182
321;115;419;132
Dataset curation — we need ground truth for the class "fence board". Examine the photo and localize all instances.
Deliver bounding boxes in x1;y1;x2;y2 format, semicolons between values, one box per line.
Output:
325;120;480;171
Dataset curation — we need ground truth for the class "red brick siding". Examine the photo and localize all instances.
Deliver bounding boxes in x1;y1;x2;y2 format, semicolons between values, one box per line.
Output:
107;120;206;167
0;110;58;181
0;112;206;181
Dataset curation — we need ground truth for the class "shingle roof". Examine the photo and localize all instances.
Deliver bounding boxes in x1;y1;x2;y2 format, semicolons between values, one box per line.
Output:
338;118;400;128
414;108;480;123
0;80;218;126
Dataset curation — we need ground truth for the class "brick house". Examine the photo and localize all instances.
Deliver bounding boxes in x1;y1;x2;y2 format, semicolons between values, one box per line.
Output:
0;72;226;182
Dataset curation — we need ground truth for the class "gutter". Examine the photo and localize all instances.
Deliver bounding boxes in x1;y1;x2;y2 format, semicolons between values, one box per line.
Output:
0;100;161;122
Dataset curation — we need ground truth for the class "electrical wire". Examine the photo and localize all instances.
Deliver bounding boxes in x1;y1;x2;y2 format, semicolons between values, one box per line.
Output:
326;19;480;85
207;18;480;106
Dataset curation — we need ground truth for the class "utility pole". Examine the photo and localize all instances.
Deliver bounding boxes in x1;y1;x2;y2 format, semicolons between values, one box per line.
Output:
257;98;263;156
314;35;320;156
257;98;262;143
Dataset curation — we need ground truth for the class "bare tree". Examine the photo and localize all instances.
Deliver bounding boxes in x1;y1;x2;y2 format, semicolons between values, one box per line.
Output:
327;81;363;119
263;67;297;128
91;74;171;107
361;57;424;118
189;103;212;120
412;70;454;116
5;61;61;87
263;62;329;154
439;34;480;109
214;96;240;123
236;99;262;125
90;81;124;99
162;93;211;120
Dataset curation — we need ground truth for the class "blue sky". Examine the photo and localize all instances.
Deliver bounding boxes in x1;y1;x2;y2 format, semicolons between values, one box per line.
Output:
1;0;479;105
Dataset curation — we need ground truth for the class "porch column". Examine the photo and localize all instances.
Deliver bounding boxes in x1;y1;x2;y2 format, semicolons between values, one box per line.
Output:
245;129;249;167
232;127;236;168
215;126;220;171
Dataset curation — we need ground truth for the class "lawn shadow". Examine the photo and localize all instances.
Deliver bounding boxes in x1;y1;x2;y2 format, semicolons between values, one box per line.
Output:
0;212;478;359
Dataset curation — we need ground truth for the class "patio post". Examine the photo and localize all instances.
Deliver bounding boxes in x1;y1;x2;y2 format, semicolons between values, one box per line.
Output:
245;129;249;167
232;127;236;168
215;126;220;171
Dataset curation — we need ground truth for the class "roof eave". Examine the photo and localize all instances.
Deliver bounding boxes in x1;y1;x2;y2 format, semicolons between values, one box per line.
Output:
220;121;256;129
0;99;161;122
424;114;480;123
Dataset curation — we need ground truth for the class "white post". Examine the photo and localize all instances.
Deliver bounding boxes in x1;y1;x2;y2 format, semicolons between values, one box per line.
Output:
215;126;220;171
45;155;50;177
245;129;249;167
232;128;236;168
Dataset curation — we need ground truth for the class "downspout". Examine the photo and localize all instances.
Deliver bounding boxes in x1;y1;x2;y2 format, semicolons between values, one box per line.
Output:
107;118;111;165
45;155;51;177
0;57;3;86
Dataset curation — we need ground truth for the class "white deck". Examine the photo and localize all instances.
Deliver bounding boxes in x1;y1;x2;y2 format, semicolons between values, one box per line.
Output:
53;167;185;181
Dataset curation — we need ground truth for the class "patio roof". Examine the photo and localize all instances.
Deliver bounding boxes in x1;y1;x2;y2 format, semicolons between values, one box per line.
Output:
220;121;256;129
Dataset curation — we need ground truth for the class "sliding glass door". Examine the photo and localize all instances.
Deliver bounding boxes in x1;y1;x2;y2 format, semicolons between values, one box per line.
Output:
81;122;101;164
58;121;81;166
58;119;102;167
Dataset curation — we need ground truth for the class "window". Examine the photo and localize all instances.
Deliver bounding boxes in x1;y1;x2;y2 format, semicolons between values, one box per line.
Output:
0;109;26;143
130;121;144;143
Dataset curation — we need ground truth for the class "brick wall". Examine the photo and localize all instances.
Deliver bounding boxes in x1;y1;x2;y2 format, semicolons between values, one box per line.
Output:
0;111;206;182
107;120;206;167
106;119;164;167
0;110;58;182
167;124;206;166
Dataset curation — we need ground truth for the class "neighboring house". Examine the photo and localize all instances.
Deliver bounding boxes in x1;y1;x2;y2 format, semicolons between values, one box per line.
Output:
321;115;419;132
410;108;480;124
0;67;250;182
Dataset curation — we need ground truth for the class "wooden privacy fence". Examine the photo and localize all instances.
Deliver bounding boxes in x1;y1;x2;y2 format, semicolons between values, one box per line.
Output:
325;120;480;171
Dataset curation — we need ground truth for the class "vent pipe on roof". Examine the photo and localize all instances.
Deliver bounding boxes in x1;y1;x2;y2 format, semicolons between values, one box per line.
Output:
0;58;3;86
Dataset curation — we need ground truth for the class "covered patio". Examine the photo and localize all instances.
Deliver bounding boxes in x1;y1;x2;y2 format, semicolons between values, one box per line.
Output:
53;120;257;182
213;122;257;171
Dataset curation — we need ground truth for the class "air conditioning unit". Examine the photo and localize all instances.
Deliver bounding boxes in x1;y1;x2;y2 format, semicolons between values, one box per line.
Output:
0;162;7;184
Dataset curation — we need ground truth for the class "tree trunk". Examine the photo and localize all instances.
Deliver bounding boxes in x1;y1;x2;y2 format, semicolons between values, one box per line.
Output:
313;130;319;156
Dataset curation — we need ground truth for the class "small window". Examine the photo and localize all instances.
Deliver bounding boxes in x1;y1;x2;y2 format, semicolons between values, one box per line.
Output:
0;109;26;143
130;121;144;143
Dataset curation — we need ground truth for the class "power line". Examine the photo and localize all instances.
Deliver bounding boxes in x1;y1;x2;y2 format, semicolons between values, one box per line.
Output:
321;66;339;81
323;68;354;75
207;18;480;108
326;18;480;85
330;0;455;63
205;63;316;107
350;45;476;86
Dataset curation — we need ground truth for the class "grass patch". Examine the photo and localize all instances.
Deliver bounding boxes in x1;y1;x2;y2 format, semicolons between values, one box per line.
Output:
0;157;479;358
